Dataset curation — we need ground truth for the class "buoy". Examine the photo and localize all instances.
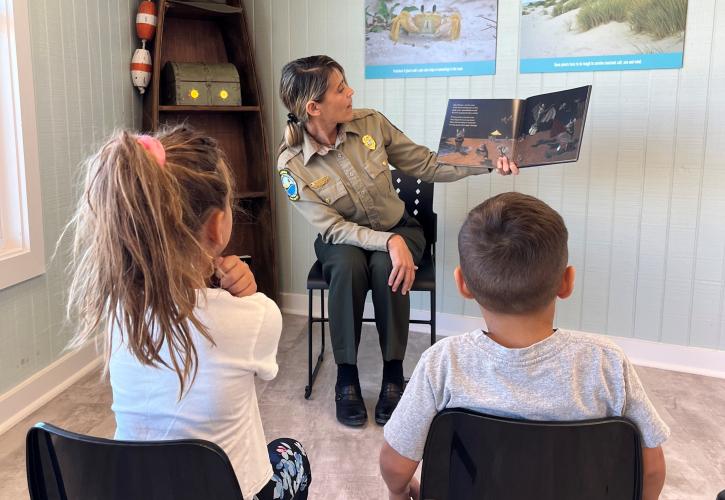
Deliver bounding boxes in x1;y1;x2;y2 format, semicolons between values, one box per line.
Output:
131;1;156;94
136;1;157;41
131;43;152;94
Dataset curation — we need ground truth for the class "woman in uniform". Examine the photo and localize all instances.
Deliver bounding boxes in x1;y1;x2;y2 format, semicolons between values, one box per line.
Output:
277;55;518;427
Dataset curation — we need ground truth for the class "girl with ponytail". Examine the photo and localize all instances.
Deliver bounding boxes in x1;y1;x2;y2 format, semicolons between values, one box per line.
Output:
66;125;310;500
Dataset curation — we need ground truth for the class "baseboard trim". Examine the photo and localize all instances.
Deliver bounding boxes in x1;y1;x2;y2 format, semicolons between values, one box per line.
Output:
0;342;101;436
281;292;725;380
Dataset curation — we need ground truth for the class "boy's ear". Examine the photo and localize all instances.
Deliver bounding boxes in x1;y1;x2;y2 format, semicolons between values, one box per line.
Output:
454;266;475;300
557;265;575;299
305;100;321;117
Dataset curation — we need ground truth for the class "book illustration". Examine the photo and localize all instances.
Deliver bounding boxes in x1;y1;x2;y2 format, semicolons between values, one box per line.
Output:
438;85;592;168
437;99;517;169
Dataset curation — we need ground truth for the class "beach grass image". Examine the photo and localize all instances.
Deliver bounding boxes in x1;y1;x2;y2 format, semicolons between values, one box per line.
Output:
520;0;688;59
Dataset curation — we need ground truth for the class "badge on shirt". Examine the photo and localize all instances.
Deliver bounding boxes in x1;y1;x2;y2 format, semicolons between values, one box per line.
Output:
362;134;376;150
309;176;330;189
279;169;299;201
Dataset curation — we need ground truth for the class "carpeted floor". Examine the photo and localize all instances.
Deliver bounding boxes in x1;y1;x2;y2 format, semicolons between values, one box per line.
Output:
1;313;724;499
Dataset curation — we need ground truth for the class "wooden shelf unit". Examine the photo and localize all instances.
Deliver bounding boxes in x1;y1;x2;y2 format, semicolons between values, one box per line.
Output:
142;0;278;300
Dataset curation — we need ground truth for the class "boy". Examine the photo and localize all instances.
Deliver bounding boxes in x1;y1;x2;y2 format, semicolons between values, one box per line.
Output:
379;192;669;500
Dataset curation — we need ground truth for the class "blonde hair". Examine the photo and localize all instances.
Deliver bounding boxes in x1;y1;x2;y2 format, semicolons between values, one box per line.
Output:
278;55;345;152
66;125;234;397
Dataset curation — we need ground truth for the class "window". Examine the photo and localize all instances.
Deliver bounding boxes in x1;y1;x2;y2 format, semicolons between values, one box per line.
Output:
0;0;45;289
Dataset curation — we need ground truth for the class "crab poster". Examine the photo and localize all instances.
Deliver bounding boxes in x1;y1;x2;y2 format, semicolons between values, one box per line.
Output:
365;0;499;79
519;0;688;73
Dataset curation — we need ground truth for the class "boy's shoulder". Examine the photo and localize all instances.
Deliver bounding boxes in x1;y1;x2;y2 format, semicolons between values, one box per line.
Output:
562;329;627;358
420;329;629;367
416;329;485;371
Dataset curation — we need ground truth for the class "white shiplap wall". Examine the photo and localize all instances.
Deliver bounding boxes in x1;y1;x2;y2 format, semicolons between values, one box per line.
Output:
244;0;725;351
0;0;141;393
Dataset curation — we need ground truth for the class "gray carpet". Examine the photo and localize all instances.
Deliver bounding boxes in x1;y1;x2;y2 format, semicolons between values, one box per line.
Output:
1;313;723;499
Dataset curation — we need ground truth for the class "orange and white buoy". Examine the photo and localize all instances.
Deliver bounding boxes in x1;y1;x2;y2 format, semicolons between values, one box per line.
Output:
131;1;156;94
136;1;157;42
130;43;152;94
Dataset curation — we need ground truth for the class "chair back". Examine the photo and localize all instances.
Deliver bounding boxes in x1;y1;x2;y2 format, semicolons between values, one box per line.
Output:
26;422;244;500
420;408;643;500
391;169;436;251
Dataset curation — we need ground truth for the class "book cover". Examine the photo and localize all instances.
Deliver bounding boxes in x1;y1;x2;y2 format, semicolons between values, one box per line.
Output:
437;85;592;168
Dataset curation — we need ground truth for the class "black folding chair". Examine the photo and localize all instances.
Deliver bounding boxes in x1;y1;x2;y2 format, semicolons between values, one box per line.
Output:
304;170;437;398
421;408;644;500
26;422;244;500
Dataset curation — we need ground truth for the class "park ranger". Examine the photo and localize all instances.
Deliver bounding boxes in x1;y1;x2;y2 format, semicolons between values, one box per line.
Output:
277;55;518;427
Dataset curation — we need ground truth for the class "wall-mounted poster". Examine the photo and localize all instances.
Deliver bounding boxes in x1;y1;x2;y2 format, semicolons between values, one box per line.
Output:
519;0;688;73
365;0;498;79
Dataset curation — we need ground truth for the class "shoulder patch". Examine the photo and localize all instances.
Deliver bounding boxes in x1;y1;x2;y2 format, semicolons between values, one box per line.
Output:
278;169;300;201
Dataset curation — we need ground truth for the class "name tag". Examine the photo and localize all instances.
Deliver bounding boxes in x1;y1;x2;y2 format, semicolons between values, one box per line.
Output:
309;176;330;189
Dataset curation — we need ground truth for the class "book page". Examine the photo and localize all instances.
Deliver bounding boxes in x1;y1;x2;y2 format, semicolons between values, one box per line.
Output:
515;85;592;168
437;99;516;168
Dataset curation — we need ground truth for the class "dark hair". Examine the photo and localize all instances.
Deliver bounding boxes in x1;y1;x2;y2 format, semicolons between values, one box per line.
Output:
278;55;346;151
457;192;568;314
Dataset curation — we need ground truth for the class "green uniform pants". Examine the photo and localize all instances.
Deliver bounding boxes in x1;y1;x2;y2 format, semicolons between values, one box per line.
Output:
314;212;426;365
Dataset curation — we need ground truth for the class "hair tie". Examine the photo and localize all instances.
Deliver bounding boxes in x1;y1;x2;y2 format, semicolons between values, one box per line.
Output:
287;112;299;124
136;135;166;167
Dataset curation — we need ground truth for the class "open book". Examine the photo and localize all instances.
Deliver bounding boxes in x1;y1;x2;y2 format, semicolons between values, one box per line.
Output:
437;85;592;169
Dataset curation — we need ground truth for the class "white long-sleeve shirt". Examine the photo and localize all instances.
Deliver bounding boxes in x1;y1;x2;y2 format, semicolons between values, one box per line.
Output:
110;290;281;499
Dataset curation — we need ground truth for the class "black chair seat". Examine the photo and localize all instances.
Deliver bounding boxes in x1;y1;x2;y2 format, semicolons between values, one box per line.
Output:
421;408;644;500
306;260;326;290
26;422;243;500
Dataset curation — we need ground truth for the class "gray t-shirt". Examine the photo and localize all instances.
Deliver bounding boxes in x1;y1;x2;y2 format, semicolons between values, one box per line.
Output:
384;329;670;461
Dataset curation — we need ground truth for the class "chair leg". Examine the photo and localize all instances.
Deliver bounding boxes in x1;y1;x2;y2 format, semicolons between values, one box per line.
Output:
430;289;436;345
306;289;314;399
304;289;327;400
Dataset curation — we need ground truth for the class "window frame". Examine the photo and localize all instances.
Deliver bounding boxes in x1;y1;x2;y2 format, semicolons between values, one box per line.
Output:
0;0;45;289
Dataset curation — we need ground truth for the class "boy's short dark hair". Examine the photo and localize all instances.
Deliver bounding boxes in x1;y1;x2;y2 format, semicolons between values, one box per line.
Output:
458;192;568;314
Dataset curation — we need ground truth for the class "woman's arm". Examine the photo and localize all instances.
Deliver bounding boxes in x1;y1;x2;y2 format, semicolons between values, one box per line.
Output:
377;112;517;181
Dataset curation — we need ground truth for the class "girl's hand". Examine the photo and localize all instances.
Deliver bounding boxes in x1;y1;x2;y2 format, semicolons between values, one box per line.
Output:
495;156;519;176
215;256;257;297
387;235;417;295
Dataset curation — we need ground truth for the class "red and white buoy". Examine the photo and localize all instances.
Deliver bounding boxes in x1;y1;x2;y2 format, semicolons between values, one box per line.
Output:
131;42;152;94
136;1;157;41
130;1;157;95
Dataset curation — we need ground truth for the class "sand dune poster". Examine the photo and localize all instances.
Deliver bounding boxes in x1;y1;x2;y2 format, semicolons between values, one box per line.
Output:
519;0;688;73
365;0;499;79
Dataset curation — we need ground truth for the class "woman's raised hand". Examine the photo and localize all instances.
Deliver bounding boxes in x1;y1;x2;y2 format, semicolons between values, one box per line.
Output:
495;155;519;176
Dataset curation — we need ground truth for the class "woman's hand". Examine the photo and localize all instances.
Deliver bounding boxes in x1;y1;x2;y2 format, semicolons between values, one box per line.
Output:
215;256;257;297
495;155;519;176
387;235;417;295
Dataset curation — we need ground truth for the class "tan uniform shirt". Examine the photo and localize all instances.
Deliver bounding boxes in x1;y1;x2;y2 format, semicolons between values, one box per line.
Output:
277;108;487;252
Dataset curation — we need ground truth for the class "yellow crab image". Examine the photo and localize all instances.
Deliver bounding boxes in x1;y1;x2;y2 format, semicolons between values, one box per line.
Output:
390;4;461;42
